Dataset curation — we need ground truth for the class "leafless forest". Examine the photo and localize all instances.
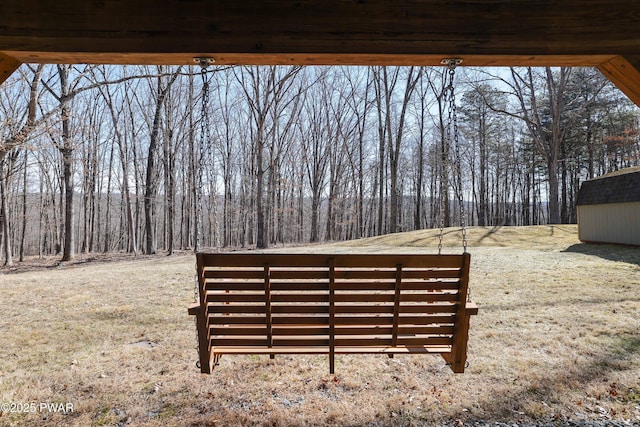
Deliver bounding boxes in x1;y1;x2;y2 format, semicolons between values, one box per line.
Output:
0;65;639;265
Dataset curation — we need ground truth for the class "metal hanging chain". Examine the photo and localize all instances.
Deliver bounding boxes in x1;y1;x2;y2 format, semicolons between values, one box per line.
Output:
442;59;467;253
194;63;211;303
449;62;468;253
195;64;211;253
193;60;213;364
438;109;448;255
438;61;456;255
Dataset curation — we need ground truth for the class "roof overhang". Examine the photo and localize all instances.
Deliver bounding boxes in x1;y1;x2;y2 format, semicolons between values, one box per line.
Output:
1;1;640;105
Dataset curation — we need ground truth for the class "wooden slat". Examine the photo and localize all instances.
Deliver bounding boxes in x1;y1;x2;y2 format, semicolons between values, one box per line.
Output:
205;281;264;292
332;304;457;314
400;293;459;303
333;269;461;280
213;338;270;346
333;294;394;303
400;270;462;279
209;316;269;325
332;280;460;292
198;253;467;269
395;337;453;346
333;281;394;291
208;305;266;314
334;270;396;280
209;346;452;355
271;294;329;303
204;270;265;279
400;304;457;314
274;338;330;347
336;326;393;336
273;326;330;335
333;305;394;314
402;281;460;291
271;316;329;325
334;338;393;347
332;326;454;335
211;327;268;336
398;325;455;335
209;314;458;326
270;282;329;291
333;314;456;325
207;294;266;303
270;270;329;280
272;305;329;314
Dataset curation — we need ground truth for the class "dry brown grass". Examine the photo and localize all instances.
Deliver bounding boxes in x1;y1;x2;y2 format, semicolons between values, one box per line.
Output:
1;225;640;426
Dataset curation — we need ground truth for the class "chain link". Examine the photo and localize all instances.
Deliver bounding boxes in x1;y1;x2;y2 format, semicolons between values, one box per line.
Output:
194;63;211;356
440;60;468;254
438;106;447;256
195;66;210;253
447;66;468;253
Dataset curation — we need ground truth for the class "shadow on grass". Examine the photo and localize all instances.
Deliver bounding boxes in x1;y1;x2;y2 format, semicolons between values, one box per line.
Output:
564;243;640;267
198;333;640;425
402;229;461;247
462;332;640;424
480;295;640;313
476;225;504;246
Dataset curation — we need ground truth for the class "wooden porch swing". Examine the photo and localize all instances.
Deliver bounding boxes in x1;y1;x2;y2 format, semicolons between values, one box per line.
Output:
188;59;477;374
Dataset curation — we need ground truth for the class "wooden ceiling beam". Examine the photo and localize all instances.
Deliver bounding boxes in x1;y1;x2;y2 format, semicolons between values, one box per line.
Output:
598;56;640;107
1;1;639;59
1;52;619;68
0;52;21;85
0;1;640;105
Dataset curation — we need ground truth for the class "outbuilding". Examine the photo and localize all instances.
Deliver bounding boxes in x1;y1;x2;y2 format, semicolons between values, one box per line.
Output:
576;166;640;245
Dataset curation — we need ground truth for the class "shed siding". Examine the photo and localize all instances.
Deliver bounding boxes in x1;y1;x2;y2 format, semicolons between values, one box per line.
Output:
577;202;640;245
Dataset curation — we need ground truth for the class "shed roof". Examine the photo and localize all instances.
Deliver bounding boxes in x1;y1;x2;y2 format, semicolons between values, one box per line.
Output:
577;167;640;206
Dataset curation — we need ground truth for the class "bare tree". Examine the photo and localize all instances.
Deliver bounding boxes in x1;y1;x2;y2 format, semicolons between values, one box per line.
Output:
143;66;182;254
496;67;606;224
234;66;301;249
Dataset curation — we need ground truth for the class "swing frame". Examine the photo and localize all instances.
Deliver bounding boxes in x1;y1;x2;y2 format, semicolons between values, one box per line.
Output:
189;252;478;374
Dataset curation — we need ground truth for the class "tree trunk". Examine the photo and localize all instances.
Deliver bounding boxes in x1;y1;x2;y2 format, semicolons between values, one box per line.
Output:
256;131;266;249
144;68;181;254
144;79;163;254
59;66;75;261
0;170;12;266
19;151;28;262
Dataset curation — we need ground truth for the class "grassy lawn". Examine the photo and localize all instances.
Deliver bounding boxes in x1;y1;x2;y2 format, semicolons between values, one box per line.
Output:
1;225;640;426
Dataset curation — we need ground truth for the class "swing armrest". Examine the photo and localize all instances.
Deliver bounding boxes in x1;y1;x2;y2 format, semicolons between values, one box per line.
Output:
465;301;479;316
188;303;201;316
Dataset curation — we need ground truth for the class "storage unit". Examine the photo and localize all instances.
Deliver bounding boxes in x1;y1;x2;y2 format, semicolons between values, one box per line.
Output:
576;166;640;245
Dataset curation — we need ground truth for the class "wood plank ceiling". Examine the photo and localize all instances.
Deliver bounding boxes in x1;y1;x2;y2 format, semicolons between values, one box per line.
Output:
0;1;639;105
